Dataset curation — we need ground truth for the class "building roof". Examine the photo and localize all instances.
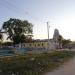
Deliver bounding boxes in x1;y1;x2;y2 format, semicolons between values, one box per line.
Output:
32;39;54;42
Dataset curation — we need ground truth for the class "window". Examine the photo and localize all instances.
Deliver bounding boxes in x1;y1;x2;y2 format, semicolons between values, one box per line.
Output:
24;44;25;47
29;44;31;46
35;44;36;47
38;44;40;46
42;43;43;46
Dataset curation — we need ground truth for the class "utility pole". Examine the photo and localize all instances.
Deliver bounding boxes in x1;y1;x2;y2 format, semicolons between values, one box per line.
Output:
47;22;50;50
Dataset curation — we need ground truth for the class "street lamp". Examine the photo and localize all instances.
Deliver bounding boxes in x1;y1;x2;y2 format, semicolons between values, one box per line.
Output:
47;22;50;50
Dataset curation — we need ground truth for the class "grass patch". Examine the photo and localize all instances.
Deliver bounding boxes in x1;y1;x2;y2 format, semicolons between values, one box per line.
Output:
0;50;75;75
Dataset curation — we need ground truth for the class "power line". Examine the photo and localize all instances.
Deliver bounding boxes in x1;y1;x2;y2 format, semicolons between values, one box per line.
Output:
0;0;43;27
1;0;39;21
0;1;19;14
0;0;30;19
4;0;28;14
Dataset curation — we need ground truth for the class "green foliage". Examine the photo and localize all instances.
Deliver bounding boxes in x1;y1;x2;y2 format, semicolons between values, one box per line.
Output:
58;35;63;43
0;33;3;41
2;42;13;46
62;39;71;46
2;18;33;44
58;35;72;48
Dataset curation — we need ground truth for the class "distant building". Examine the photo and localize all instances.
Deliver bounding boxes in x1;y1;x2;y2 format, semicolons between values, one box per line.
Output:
14;29;60;54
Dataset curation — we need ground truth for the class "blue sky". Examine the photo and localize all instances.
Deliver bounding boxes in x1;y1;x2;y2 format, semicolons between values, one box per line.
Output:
0;0;75;40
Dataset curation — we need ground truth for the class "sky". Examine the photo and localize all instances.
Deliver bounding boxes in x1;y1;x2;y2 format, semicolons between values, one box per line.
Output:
0;0;75;41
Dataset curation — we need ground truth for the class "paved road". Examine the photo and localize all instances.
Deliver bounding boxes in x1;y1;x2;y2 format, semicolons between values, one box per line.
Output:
45;57;75;75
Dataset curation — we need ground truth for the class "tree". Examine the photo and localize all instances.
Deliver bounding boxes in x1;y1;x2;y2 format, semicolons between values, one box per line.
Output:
0;31;3;47
2;18;33;44
0;33;3;41
58;35;63;48
0;30;3;41
58;35;63;43
58;35;72;48
62;39;71;47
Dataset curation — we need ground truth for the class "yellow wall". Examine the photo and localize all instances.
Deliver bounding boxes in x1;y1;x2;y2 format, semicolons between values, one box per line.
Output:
21;42;48;48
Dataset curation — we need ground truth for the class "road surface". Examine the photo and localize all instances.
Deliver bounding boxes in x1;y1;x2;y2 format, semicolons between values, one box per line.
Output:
45;57;75;75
